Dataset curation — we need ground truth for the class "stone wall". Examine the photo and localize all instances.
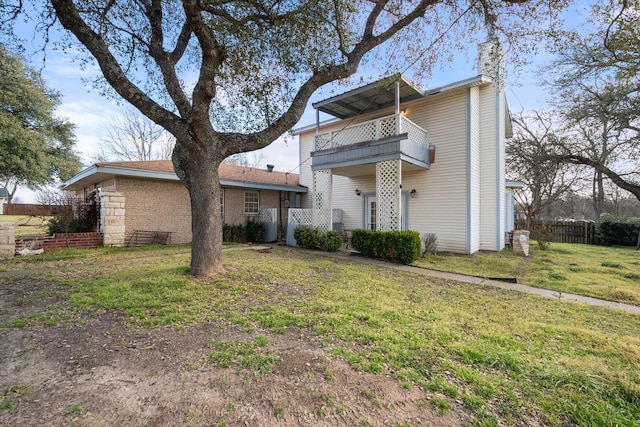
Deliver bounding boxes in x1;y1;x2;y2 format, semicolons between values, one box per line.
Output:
513;229;530;256
101;191;126;246
0;222;15;258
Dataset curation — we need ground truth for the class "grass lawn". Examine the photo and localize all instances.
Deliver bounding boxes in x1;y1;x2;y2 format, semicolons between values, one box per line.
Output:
412;242;640;306
0;215;48;236
1;244;639;425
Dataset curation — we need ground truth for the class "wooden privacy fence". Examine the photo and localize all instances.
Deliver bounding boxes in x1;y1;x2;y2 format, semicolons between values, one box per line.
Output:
515;220;597;245
3;204;65;216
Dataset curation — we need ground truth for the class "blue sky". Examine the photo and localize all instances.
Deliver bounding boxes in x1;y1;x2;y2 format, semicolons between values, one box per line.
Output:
9;10;573;203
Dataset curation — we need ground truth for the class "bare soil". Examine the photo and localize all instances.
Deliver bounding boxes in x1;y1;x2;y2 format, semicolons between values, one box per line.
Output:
0;275;465;426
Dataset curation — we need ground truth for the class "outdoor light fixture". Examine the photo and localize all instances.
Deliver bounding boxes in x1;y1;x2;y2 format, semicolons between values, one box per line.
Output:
355;189;361;196
401;109;407;115
410;189;417;198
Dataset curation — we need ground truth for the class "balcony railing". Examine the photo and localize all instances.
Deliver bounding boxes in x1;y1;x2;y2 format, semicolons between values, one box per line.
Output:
314;113;428;151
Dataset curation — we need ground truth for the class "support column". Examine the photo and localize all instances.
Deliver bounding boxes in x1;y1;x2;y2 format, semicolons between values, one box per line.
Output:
312;169;332;231
100;191;126;246
376;160;402;231
0;222;15;258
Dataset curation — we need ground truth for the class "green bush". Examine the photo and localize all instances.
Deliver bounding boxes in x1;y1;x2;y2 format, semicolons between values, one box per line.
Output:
294;226;321;249
246;218;263;243
222;218;264;243
223;223;245;243
294;227;343;252
597;215;640;246
319;230;343;252
351;229;421;264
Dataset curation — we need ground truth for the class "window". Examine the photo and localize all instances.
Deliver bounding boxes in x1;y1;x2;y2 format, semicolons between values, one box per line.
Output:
244;191;259;214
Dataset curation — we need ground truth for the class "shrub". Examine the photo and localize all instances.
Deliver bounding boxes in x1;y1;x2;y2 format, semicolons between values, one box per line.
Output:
246;218;263;243
223;223;245;242
351;229;421;264
597;215;640;246
294;226;321;249
223;219;264;243
48;191;99;235
294;227;343;252
537;223;552;251
319;230;343;252
421;233;438;256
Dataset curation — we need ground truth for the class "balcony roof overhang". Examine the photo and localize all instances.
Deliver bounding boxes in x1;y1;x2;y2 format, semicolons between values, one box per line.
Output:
312;73;424;119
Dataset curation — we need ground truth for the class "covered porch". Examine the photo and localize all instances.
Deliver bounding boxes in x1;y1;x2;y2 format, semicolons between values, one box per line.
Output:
308;74;433;233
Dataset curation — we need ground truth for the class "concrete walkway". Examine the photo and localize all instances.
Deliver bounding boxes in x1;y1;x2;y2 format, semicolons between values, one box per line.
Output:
308;247;640;315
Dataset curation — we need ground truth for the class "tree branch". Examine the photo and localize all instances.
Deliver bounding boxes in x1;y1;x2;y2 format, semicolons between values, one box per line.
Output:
50;0;185;138
144;0;192;117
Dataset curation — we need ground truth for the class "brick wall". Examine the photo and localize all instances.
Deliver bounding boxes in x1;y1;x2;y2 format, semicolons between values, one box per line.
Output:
117;178;192;244
15;232;103;252
223;188;282;225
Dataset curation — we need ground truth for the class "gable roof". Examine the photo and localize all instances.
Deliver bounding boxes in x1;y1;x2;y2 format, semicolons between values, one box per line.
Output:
63;160;307;193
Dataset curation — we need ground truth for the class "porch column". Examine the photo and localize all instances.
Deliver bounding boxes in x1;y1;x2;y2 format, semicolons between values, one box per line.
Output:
376;159;402;231
312;169;332;231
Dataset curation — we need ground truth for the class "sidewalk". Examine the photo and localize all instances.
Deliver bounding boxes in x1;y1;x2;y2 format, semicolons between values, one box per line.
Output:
309;247;640;315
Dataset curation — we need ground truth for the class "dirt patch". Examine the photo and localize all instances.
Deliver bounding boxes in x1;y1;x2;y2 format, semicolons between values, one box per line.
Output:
0;281;465;426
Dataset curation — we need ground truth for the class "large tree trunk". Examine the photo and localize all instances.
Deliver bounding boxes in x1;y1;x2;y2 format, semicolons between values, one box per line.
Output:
187;163;224;278
172;133;225;278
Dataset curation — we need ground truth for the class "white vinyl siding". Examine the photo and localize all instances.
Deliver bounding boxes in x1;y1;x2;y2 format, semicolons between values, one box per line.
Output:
468;87;481;253
405;90;468;252
296;78;506;254
478;82;503;250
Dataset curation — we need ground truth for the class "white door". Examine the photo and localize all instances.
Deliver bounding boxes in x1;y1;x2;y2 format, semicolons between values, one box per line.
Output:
366;196;377;230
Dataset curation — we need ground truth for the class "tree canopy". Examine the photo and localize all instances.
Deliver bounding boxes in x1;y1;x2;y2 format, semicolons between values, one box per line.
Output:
0;44;82;203
1;0;567;277
546;0;640;203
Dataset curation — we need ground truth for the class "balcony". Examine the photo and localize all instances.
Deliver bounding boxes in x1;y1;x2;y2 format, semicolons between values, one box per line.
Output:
311;113;433;176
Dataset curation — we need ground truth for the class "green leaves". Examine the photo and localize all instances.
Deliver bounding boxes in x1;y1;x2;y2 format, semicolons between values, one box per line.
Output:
0;45;81;193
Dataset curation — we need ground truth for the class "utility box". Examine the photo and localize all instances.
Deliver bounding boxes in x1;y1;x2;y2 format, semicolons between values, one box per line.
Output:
513;230;530;256
260;208;277;243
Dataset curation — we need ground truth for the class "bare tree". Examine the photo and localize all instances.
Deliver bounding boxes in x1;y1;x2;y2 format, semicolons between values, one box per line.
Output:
223;152;265;168
507;112;581;229
96;109;174;162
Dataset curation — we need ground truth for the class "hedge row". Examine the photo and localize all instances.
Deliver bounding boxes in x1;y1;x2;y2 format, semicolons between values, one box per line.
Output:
223;219;263;243
597;215;640;246
350;229;421;264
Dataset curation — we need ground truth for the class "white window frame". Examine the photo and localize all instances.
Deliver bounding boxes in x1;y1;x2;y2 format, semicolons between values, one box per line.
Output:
244;191;259;215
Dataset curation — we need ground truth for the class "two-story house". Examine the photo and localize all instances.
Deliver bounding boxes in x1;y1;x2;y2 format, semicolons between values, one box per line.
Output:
292;41;516;253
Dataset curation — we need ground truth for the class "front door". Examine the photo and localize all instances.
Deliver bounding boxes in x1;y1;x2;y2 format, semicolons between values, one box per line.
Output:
365;194;409;230
366;196;377;230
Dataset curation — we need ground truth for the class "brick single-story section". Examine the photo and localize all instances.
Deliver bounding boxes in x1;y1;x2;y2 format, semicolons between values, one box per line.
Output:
63;160;307;245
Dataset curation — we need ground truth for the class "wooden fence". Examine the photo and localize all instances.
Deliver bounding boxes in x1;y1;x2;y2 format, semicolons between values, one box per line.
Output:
3;204;65;217
515;220;597;245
